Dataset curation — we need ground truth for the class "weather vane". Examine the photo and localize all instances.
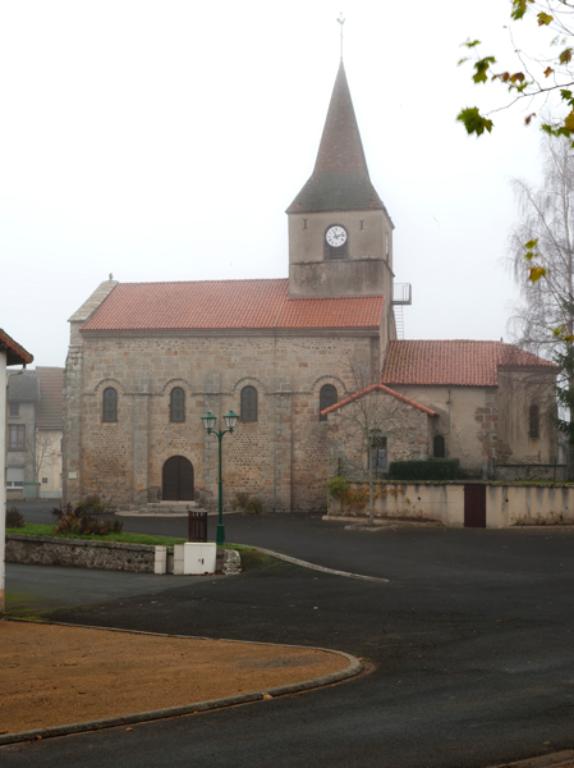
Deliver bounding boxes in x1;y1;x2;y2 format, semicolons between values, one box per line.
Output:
337;12;346;61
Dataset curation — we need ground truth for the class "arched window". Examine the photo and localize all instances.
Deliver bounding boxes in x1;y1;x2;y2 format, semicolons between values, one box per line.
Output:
241;385;258;422
529;404;540;439
170;387;186;423
319;384;338;421
102;387;118;423
433;434;446;458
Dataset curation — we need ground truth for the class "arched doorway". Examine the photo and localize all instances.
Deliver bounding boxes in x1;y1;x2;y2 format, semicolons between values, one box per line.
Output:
162;456;194;500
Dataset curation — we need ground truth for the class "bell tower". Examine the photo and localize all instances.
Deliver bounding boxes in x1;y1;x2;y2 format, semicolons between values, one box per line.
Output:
287;62;395;301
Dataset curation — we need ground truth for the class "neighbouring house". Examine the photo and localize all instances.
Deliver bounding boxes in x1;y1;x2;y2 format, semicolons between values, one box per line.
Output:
63;60;559;514
6;367;64;500
1;329;33;611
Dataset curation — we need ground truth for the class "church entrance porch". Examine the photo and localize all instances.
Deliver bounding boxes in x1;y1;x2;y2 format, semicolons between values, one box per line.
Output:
162;456;194;501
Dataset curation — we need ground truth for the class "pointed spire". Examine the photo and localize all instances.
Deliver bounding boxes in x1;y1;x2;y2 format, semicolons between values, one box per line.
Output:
287;62;385;214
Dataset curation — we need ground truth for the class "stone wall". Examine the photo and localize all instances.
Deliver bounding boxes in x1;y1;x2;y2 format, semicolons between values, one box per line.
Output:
64;330;377;512
325;387;433;477
326;481;574;528
389;377;558;476
6;535;166;573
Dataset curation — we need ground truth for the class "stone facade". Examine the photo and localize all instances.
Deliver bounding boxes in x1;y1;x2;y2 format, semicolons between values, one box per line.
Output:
325;387;435;478
64;331;378;511
385;375;557;477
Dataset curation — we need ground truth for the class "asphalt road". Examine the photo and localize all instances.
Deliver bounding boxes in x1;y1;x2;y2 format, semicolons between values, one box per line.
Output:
3;503;574;768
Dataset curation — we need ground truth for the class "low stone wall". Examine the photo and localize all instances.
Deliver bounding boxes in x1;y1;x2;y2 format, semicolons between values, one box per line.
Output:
6;535;167;574
326;481;574;528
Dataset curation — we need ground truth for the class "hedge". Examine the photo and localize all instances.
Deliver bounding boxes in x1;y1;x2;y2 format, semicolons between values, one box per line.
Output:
388;459;461;481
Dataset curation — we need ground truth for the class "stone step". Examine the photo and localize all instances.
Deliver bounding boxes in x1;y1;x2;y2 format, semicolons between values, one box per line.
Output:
138;501;207;516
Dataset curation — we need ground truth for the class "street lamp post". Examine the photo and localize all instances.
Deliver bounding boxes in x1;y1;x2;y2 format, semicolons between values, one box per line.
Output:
201;409;239;549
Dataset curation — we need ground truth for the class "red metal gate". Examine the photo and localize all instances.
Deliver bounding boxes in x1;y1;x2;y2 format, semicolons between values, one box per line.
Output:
464;484;486;528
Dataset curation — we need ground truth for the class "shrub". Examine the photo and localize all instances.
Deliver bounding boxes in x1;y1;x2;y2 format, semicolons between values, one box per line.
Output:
232;492;264;515
6;507;24;528
388;459;461;481
52;496;123;536
245;497;263;515
327;475;350;500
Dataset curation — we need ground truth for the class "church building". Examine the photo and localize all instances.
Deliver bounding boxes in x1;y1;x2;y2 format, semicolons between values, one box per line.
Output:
63;62;558;513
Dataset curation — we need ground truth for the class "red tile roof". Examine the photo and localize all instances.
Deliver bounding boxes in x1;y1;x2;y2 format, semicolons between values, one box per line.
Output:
0;329;33;366
81;279;384;332
321;382;437;417
382;340;557;387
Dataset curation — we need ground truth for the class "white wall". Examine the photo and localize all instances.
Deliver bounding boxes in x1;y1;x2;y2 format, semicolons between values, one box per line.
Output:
327;481;574;528
0;351;7;611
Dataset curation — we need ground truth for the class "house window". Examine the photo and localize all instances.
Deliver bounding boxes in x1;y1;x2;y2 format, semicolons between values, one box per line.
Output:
9;403;19;417
8;424;26;450
241;385;258;422
102;387;118;423
6;467;25;488
529;404;540;439
433;434;446;458
369;433;388;475
170;387;186;423
319;384;338;421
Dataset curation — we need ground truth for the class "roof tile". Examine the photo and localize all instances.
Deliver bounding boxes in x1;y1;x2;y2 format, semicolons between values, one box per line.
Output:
321;382;437;417
382;340;557;387
81;279;384;333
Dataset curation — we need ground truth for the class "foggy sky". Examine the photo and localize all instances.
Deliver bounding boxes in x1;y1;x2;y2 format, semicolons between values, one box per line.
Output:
1;0;548;367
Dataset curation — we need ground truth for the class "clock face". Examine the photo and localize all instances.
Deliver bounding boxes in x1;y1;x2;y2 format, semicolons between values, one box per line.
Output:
325;225;347;248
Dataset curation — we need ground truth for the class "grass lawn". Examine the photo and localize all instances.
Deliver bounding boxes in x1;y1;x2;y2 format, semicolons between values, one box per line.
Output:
6;523;186;546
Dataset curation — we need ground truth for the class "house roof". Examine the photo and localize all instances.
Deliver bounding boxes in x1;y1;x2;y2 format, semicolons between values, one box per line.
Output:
80;279;384;333
382;340;557;387
36;367;65;430
7;371;39;402
286;62;387;214
0;329;33;366
321;382;438;417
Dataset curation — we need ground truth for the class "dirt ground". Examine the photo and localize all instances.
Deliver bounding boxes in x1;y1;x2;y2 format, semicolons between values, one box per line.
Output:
0;621;350;735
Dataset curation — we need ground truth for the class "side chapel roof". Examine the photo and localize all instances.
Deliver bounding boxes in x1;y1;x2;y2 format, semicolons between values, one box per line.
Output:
321;382;438;417
382;340;557;388
286;62;387;214
80;279;384;333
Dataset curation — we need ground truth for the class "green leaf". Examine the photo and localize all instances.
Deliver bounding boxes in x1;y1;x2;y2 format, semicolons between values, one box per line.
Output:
559;47;573;64
511;0;533;20
537;11;553;26
456;107;494;136
565;111;574;132
464;39;481;48
524;239;538;250
473;56;496;83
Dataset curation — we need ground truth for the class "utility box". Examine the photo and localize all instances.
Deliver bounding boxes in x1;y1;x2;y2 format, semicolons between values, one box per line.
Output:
173;542;217;575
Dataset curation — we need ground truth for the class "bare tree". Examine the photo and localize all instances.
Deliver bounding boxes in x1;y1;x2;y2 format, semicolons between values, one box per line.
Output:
335;360;404;524
510;136;574;476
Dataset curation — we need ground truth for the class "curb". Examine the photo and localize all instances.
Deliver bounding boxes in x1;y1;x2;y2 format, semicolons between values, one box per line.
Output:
0;620;363;746
252;545;390;583
490;751;574;768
